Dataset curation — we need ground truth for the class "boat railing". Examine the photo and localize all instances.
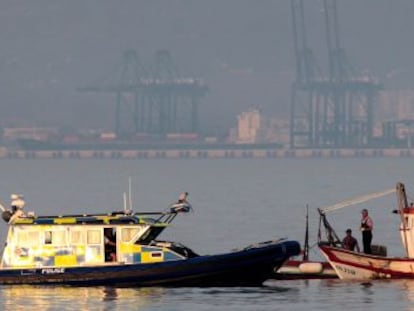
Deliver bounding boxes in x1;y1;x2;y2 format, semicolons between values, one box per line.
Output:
3;209;188;226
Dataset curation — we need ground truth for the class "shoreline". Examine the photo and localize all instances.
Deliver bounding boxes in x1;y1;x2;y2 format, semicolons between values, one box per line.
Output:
1;148;414;159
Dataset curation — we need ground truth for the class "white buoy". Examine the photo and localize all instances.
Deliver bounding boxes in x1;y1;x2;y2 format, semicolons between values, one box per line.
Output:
298;262;324;274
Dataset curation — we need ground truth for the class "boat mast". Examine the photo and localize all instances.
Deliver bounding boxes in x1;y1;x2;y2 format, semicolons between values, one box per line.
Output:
396;182;409;257
303;205;309;261
397;182;408;212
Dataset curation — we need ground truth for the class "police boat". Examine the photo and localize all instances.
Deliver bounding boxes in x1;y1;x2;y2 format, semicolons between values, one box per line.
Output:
0;197;300;286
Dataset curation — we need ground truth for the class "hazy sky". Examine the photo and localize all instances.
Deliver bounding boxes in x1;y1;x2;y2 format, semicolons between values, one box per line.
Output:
1;0;414;134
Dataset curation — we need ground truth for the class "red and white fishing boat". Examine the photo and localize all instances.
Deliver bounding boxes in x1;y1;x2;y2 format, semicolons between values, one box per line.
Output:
318;182;414;280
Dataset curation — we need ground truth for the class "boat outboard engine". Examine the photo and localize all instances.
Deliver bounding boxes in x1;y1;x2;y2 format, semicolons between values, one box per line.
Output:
1;210;12;223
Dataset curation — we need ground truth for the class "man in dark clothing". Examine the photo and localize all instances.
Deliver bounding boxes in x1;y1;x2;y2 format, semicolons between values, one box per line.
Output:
104;228;116;262
360;209;373;254
342;229;360;252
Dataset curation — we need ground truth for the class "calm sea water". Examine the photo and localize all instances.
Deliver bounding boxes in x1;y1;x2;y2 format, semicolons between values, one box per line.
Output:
0;158;412;310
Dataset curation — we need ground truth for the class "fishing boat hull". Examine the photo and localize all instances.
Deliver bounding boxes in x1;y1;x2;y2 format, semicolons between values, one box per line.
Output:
0;240;300;286
319;245;414;280
273;259;337;280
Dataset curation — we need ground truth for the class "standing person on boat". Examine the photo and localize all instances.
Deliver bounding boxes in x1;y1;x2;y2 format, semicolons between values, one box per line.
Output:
360;209;373;254
8;194;26;223
342;229;360;252
104;228;116;262
10;194;25;214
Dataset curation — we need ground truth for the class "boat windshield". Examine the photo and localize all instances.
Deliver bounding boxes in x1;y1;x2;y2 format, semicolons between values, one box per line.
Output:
148;240;199;258
136;226;166;244
121;227;147;243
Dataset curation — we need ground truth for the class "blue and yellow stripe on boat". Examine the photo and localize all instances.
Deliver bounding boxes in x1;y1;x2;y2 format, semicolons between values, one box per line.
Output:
12;214;167;226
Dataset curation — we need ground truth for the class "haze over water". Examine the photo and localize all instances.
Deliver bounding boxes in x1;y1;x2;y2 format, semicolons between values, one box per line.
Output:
0;158;412;310
1;1;413;134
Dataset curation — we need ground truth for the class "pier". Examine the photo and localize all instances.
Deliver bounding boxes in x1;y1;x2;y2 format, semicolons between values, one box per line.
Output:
1;148;414;160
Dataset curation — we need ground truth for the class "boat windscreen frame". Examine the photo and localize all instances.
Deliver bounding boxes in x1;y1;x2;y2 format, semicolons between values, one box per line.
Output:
136;226;167;244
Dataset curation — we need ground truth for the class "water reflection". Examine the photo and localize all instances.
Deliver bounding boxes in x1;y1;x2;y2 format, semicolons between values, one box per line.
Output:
1;279;413;311
102;286;118;302
0;285;166;311
360;282;374;304
399;280;414;311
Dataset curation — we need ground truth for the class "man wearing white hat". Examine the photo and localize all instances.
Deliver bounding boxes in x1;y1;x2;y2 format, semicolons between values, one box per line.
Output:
11;194;25;212
9;194;25;223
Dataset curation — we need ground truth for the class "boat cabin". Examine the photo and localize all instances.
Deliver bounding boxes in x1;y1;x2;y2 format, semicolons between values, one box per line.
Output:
1;211;196;269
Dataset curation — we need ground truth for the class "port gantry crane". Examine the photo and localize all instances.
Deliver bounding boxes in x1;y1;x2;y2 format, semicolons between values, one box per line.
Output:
78;49;208;139
290;0;383;149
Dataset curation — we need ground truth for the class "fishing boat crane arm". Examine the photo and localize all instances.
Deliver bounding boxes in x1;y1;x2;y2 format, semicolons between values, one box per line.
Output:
318;188;396;215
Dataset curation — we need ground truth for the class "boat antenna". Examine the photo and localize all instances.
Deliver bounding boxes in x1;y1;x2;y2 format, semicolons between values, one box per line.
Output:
123;192;127;213
128;177;133;211
0;201;6;212
303;204;309;261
